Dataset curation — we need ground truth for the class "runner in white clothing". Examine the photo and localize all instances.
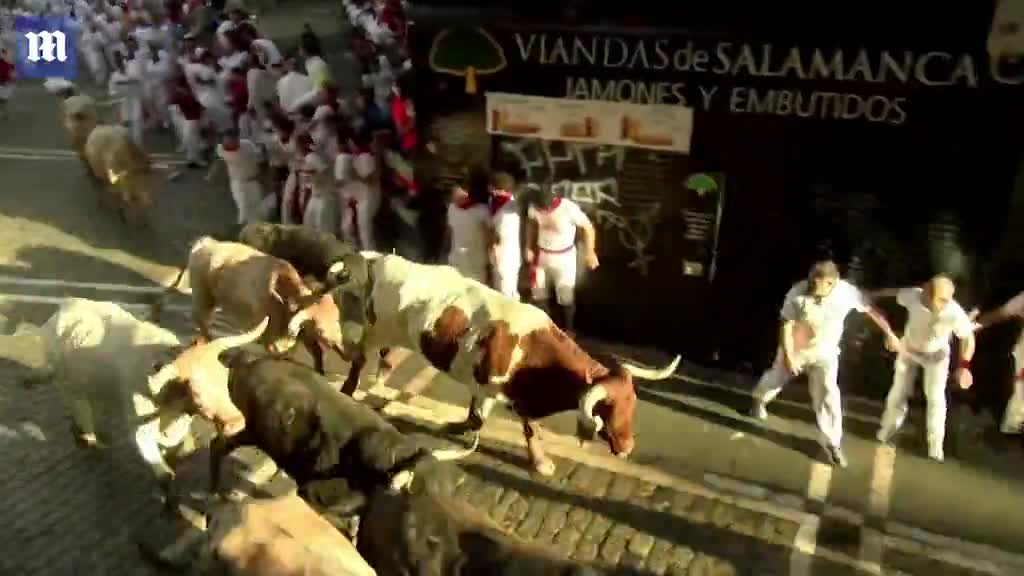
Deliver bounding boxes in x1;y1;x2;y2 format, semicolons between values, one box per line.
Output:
972;290;1024;434
526;188;599;332
489;171;521;299
336;151;380;250
446;177;492;285
208;131;265;226
751;261;900;468
870;276;976;462
108;50;144;145
301;150;339;235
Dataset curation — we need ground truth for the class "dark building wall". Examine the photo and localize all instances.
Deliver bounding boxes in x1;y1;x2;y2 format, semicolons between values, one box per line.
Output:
406;1;1024;401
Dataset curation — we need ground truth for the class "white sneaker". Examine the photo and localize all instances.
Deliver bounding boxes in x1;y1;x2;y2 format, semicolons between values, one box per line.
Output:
928;448;944;462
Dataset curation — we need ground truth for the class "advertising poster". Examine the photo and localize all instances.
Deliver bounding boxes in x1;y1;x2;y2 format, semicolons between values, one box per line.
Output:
486;92;694;153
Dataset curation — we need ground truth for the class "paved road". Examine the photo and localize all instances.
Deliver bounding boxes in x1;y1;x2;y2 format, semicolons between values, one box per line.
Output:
0;2;1023;574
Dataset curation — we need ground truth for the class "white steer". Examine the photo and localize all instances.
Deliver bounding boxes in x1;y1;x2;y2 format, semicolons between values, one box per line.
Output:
18;298;265;504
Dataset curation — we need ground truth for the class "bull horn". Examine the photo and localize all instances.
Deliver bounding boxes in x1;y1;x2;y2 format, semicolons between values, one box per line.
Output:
360;250;384;260
107;168;127;184
620;355;681;381
147;363;179;390
326;261;346;277
579;384;608;432
210;317;270;353
388;470;415;492
429;433;480;461
286;308;312;339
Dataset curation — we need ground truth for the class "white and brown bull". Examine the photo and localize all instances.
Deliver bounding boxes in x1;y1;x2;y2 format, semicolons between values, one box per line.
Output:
83;124;159;225
320;254;680;476
61;93;99;158
155;236;348;379
17;298;261;509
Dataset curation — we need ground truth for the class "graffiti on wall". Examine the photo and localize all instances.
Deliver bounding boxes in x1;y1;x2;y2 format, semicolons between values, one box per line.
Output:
499;138;663;274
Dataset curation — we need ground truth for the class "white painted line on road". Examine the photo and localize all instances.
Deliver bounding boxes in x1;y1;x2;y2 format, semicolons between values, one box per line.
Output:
790;460;833;576
0;152;188;166
0;274;170;294
0;145;186;160
858;444;896;573
0;292;191;313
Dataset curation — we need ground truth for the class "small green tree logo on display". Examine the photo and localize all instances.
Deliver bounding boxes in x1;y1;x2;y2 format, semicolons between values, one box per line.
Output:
429;27;507;94
685;173;718;197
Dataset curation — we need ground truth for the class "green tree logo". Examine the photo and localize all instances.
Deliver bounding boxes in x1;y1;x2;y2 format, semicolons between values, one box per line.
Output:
429;27;507;94
685;173;719;197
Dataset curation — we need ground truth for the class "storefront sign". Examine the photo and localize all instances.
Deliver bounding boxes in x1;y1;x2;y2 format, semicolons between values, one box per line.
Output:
422;25;1023;126
486;92;694;153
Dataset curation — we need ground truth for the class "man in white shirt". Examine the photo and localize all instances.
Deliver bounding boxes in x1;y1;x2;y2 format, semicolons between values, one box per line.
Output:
751;261;900;468
526;187;598;332
489;171;521;299
276;56;313;116
108;50;144;145
971;290;1024;434
208;130;265;226
871;275;976;461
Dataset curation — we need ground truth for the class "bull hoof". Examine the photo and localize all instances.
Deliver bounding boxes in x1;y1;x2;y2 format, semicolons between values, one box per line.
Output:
531;457;556;477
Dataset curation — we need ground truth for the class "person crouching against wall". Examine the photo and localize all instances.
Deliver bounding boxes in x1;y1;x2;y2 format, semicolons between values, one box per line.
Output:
525;184;599;333
445;172;493;285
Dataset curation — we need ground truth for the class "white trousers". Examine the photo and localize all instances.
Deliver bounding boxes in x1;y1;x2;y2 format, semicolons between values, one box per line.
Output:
879;351;950;454
448;249;488;285
121;97;144;146
531;247;577;305
753;347;843;448
494;261;521;300
303;191;340;235
339;191;378;251
181;118;204;163
84;48;107;84
230;179;264;225
1003;333;1024;434
280;172;300;224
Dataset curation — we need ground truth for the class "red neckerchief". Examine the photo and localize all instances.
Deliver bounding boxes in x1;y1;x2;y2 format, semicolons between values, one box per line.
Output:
542;197;562;212
490;191;512;215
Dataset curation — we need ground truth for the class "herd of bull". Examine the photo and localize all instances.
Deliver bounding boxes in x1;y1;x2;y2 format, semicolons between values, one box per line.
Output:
17;222;679;574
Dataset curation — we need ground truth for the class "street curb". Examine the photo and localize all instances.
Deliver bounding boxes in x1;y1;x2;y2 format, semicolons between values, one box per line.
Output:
358;377;1024;576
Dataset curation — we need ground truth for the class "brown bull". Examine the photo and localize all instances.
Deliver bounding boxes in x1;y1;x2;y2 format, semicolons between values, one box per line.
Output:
154;237;347;378
82;124;158;224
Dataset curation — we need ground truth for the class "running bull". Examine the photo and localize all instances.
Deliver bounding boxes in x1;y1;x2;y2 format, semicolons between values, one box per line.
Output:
154;236;347;378
203;351;479;525
83;124;160;225
319;254;680;476
237;222;366;289
17;298;259;507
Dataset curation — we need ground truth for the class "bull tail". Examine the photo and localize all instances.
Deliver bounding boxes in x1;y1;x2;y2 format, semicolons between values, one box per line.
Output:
429;433;480;462
621;354;681;381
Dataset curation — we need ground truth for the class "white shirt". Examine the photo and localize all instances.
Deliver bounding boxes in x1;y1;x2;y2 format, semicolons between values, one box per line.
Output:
217;140;263;182
305;55;330;88
108;68;140;98
780;279;869;355
527;198;589;252
448;203;491;257
276;71;313;113
896;287;974;357
246;67;277;112
251;39;282;67
492;196;521;266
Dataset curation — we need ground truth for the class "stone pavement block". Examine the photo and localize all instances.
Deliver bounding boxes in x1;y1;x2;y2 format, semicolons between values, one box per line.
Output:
884;548;992;576
490;488;521;525
536;502;571;542
645;538;676;575
686;553;738;576
606;474;638;500
515;496;551;540
553;525;583;557
466;481;504;511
